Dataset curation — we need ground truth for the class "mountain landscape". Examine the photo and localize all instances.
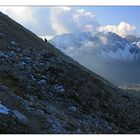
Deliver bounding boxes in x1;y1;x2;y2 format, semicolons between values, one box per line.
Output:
0;11;140;134
50;32;140;87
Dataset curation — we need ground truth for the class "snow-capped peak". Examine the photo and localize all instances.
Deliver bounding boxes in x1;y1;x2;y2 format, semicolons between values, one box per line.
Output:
50;32;140;61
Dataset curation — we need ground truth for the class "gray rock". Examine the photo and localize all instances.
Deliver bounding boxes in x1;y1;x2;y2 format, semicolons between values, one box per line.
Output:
28;96;38;102
38;79;47;85
13;110;27;124
26;101;34;107
47;118;65;133
68;106;77;112
0;51;8;58
19;61;26;66
10;41;16;46
34;109;45;116
0;104;9;115
0;32;4;37
54;84;65;92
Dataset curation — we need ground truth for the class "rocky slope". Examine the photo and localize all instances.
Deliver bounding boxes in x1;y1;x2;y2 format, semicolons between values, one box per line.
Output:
0;11;140;134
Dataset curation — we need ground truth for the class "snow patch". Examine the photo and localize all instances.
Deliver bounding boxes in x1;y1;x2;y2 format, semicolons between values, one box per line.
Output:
100;43;134;61
51;31;140;62
136;41;140;48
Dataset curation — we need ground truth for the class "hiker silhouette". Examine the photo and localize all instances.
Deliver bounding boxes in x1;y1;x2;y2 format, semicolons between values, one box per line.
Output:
44;38;47;42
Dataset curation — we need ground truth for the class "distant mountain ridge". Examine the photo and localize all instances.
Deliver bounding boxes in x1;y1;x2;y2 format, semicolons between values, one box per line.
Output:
50;32;140;61
50;32;140;86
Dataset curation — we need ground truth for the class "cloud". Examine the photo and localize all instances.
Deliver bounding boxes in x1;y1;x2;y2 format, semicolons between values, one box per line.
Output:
62;7;72;11
0;7;137;39
49;7;70;35
100;22;136;37
49;7;100;35
0;7;55;36
0;7;34;24
99;35;108;45
72;8;100;32
0;6;100;38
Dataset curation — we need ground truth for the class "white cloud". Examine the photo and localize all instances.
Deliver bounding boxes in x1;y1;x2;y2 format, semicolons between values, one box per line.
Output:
99;35;108;45
62;7;71;11
0;7;56;36
0;7;33;23
49;7;70;35
49;7;100;35
0;7;137;39
72;8;100;32
100;22;136;37
0;7;100;38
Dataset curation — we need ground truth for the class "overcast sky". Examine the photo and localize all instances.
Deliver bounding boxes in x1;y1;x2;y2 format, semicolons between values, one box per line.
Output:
0;6;139;39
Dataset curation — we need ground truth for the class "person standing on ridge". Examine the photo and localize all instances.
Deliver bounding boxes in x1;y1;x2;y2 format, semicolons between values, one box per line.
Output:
44;38;47;42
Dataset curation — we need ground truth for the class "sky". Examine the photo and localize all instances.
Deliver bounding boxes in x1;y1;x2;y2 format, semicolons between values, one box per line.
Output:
0;6;139;39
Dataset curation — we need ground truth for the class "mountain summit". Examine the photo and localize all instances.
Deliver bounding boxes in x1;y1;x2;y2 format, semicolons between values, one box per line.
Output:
50;32;140;61
0;12;140;134
50;32;140;86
